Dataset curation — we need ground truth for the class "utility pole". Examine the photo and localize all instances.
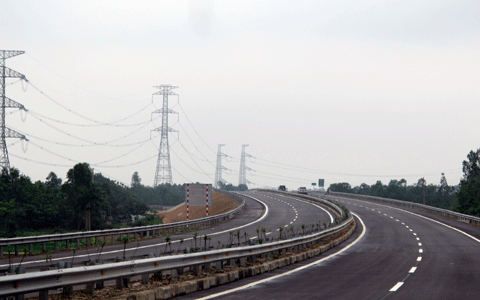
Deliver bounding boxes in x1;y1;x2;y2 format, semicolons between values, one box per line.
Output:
238;144;253;186
214;144;229;188
0;50;28;169
152;85;178;186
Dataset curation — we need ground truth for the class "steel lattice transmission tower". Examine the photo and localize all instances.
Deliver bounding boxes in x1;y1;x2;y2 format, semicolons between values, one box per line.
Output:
152;85;178;186
214;144;229;188
0;50;28;170
238;144;253;186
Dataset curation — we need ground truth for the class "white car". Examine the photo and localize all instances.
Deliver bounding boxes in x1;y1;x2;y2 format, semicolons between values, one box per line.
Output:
297;187;307;194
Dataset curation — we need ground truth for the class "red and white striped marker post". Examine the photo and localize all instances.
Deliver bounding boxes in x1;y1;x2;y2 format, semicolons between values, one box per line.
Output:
206;184;209;216
186;184;190;221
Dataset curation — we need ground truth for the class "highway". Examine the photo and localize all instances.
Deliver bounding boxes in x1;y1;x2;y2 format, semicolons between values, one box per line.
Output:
0;191;333;273
176;194;480;300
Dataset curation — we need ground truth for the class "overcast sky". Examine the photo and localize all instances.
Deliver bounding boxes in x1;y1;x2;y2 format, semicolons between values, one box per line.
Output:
1;0;479;190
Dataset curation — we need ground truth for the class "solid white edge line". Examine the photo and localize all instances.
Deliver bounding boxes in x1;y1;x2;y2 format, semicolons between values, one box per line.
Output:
1;194;271;268
195;213;366;300
389;282;404;291
350;197;480;244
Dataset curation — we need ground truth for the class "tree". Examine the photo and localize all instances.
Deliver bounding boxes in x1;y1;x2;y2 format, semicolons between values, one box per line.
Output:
62;163;102;231
328;182;352;193
131;171;142;187
46;172;62;190
369;181;385;197
456;149;480;216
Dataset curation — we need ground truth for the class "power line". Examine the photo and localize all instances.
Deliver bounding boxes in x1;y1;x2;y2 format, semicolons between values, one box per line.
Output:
177;139;214;180
177;120;215;167
28;112;153;145
28;110;155;128
252;157;461;178
26;53;146;101
177;102;217;155
29;81;154;126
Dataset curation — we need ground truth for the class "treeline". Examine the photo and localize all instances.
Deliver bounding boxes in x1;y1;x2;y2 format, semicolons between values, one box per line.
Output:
217;182;248;191
129;171;185;206
329;148;480;217
0;163;150;237
329;175;456;210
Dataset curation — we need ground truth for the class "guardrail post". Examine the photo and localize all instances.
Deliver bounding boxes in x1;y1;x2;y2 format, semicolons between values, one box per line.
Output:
14;245;18;256
111;235;115;245
76;238;80;248
54;241;58;251
38;289;48;300
116;278;124;289
86;283;94;296
65;239;69;250
141;273;150;284
0;246;3;258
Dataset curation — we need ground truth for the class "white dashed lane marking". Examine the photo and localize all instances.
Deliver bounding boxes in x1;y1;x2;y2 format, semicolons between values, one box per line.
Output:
409;267;417;273
389;282;404;292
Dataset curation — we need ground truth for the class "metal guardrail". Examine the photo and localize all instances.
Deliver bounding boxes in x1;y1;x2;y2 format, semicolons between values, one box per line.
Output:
0;190;353;298
255;189;344;217
0;190;245;257
327;191;480;226
0;216;353;297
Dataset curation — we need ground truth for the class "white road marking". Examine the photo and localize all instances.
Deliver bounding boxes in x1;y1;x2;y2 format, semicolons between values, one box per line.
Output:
384;214;388;216
416;237;420;240
1;193;271;268
390;216;393;219
401;222;405;225
389;282;404;292
356;199;480;244
419;249;423;253
413;233;417;236
249;236;257;240
395;219;399;222
409;267;417;273
406;226;409;228
418;243;422;246
409;229;413;231
417;257;422;262
195;213;367;300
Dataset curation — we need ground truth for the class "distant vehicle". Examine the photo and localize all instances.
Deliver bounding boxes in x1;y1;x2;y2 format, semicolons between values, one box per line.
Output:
278;185;286;191
298;187;307;194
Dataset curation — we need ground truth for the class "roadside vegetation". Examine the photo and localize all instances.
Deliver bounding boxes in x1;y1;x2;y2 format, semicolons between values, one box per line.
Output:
329;148;480;217
0;163;176;238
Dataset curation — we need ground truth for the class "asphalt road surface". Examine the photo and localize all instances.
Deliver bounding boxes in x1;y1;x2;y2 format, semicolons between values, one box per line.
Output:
0;191;333;273
177;194;480;300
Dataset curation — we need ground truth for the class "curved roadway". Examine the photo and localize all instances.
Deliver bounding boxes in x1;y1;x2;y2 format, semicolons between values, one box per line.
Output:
177;193;480;300
0;191;332;273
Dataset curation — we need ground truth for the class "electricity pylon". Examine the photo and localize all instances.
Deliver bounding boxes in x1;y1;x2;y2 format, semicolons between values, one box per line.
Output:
238;144;253;186
214;144;229;188
152;85;178;186
0;50;28;170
